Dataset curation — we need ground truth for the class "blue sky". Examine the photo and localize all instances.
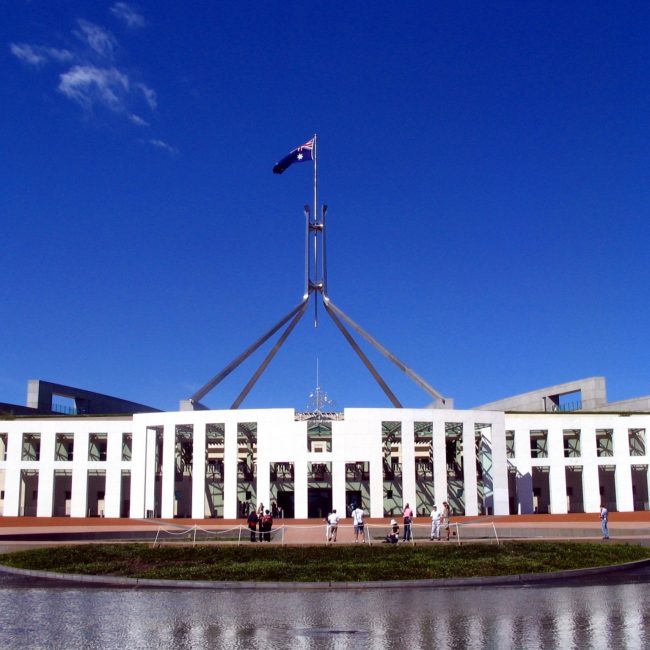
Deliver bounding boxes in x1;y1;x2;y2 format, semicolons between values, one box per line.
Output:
2;1;650;412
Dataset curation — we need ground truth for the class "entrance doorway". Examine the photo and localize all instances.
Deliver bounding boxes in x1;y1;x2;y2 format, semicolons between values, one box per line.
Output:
631;465;649;511
565;466;584;512
532;466;550;514
53;470;72;516
346;490;361;516
308;488;331;519
276;490;295;518
87;470;106;517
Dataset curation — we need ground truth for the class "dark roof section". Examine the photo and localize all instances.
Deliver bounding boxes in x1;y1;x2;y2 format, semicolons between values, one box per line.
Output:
24;380;161;415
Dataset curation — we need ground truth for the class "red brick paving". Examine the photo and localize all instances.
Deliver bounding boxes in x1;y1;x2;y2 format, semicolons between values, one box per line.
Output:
0;511;648;546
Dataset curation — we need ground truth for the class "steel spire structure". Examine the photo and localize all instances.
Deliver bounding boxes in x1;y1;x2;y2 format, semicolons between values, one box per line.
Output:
185;136;447;410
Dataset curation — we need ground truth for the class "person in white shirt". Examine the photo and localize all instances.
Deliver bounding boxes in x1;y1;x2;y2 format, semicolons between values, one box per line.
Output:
351;505;365;543
600;504;610;540
326;509;340;542
430;505;442;541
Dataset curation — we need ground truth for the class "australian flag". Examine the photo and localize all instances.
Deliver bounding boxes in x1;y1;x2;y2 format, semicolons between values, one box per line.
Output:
273;137;314;174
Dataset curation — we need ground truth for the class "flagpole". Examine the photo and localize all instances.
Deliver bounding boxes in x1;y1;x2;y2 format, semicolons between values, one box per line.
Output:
313;133;317;233
313;133;318;327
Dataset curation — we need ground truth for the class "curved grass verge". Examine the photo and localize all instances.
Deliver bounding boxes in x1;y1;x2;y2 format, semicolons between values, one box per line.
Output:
1;541;648;582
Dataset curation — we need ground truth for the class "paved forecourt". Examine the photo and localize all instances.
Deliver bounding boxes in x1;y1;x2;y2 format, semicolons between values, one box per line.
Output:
0;512;649;548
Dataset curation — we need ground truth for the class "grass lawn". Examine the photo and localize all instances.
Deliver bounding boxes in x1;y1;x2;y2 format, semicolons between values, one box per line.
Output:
1;541;649;582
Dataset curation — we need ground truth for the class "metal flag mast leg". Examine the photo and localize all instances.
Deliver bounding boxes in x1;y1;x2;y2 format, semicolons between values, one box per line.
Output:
312;134;320;327
183;136;447;410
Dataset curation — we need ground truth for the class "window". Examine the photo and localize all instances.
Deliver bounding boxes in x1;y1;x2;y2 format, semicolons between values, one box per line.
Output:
382;422;402;480
206;423;225;470
414;422;433;477
346;462;369;481
506;430;515;458
530;430;548;459
446;422;463;476
563;430;581;458
22;433;40;461
89;434;107;461
629;429;646;456
307;421;332;452
596;429;614;457
121;433;132;461
55;434;74;461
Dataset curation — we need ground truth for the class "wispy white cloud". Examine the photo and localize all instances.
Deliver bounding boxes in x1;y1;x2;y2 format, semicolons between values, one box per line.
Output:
59;65;129;111
9;42;74;66
138;83;157;110
129;113;149;127
148;139;178;155
10;11;169;148
46;47;75;63
75;19;117;59
10;42;46;66
111;3;145;29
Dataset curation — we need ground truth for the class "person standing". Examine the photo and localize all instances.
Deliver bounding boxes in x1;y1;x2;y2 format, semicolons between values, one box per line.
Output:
442;501;451;541
262;509;273;542
402;503;414;542
430;505;441;541
600;504;610;539
257;503;265;542
352;504;366;543
247;510;259;542
326;508;340;542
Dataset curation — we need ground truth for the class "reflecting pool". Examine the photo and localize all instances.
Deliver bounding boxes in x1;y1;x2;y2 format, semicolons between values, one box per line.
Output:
1;570;649;649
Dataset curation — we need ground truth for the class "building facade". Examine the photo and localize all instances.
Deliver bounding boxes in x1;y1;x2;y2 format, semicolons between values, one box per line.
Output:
1;406;648;519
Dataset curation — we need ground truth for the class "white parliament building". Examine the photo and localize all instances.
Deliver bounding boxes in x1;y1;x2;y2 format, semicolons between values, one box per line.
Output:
0;376;649;520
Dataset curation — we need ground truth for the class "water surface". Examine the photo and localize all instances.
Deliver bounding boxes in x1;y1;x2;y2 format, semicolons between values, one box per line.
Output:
1;570;649;649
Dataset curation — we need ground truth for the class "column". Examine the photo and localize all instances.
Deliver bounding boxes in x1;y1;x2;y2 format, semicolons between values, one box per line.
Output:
400;420;416;511
192;421;206;519
2;429;22;516
331;459;347;516
104;429;122;518
613;426;634;512
143;426;158;517
222;420;238;519
129;422;147;518
490;417;510;515
160;423;175;518
256;423;270;513
433;421;447;506
581;426;600;513
369;456;383;519
70;430;89;517
36;431;55;517
514;425;534;514
548;425;567;514
462;420;478;516
294;461;308;519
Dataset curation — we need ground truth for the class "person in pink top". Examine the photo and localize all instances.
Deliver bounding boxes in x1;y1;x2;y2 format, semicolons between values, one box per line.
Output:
402;503;414;542
442;501;451;541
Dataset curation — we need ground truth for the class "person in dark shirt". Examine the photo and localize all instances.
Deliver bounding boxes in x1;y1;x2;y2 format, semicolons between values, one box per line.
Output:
247;510;258;542
261;510;273;542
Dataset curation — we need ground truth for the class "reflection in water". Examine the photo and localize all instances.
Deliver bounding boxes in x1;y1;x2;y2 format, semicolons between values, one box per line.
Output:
0;573;649;649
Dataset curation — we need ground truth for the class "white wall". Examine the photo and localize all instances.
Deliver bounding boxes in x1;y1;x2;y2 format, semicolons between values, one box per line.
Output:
1;408;647;519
